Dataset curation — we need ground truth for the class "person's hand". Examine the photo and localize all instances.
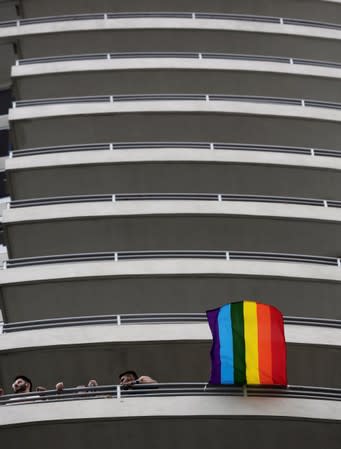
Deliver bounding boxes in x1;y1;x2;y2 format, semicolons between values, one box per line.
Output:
56;382;64;392
87;379;98;387
36;386;47;392
137;376;156;384
120;376;135;386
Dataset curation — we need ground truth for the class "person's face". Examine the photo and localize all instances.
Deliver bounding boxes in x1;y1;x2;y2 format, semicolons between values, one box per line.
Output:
120;374;136;385
12;378;29;393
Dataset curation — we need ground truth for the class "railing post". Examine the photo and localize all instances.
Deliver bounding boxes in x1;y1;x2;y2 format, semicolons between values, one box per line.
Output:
192;13;196;20
279;17;284;25
301;99;305;107
114;252;118;262
218;194;222;202
2;261;7;270
117;384;121;399
198;53;202;59
323;200;328;208
109;143;114;151
12;101;16;109
337;259;341;268
226;251;230;260
112;194;116;202
104;13;108;20
206;94;209;102
0;321;3;334
243;386;248;397
310;148;315;157
117;314;121;326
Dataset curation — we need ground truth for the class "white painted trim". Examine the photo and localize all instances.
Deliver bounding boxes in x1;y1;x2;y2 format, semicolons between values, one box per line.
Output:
0;114;8;130
0;322;339;351
1;18;341;41
11;58;341;80
6;148;341;172
3;200;341;224
0;259;340;285
9;100;341;123
1;395;340;425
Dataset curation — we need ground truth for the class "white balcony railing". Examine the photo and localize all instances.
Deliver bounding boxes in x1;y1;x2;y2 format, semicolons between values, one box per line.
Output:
9;141;341;159
2;249;340;270
1;383;340;406
8;192;341;208
15;52;341;69
1;313;339;333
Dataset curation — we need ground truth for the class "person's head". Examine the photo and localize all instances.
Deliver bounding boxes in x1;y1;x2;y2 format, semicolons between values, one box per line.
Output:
119;371;138;385
12;375;32;394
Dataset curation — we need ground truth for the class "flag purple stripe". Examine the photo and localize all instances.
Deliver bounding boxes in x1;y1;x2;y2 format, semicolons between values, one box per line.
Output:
206;307;221;384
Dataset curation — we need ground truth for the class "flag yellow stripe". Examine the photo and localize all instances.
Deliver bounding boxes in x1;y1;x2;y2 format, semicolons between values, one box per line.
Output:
244;301;260;384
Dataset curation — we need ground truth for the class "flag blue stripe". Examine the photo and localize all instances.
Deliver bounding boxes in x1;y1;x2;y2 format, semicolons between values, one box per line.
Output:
218;304;234;384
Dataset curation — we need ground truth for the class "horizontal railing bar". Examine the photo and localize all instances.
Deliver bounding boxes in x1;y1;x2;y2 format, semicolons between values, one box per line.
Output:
3;249;340;269
11;141;341;158
14;93;341;110
10;193;336;208
1;12;341;32
15;52;341;70
1;383;340;405
2;313;340;333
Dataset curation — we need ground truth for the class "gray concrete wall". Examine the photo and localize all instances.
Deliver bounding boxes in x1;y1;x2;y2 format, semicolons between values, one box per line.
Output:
16;28;341;62
0;339;339;392
7;157;341;201
10;112;341;150
1;414;340;449
13;68;341;102
1;270;340;322
19;0;341;23
4;206;341;258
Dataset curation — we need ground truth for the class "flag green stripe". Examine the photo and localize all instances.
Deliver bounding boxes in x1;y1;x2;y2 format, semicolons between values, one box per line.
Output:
231;302;246;384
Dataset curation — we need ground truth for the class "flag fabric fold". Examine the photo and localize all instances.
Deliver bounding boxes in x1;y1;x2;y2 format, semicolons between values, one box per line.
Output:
206;300;287;386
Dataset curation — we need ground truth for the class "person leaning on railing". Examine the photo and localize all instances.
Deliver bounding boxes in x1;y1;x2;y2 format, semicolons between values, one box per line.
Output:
119;370;157;388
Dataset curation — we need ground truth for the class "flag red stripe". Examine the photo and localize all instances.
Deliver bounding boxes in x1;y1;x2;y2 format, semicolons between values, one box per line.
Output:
270;306;287;385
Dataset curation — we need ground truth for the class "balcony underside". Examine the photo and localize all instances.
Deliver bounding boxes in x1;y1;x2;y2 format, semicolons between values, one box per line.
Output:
1;398;340;449
0;338;339;391
6;153;341;201
4;204;341;258
13;29;341;63
9;111;341;151
1;262;341;322
18;0;341;23
13;67;341;103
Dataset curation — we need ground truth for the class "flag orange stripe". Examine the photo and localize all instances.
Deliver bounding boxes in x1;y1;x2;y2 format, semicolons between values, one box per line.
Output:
257;303;273;384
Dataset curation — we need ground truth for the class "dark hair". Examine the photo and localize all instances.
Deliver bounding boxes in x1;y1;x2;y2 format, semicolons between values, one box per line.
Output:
13;375;33;392
119;371;138;380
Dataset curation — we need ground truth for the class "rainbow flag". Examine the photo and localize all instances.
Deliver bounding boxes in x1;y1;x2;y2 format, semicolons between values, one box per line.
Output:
207;301;287;385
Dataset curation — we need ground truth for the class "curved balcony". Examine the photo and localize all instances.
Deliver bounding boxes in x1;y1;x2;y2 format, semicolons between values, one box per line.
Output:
11;53;341;102
0;385;340;449
0;251;341;322
3;194;341;258
6;141;341;199
1;14;341;64
8;94;341;150
0;315;339;390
